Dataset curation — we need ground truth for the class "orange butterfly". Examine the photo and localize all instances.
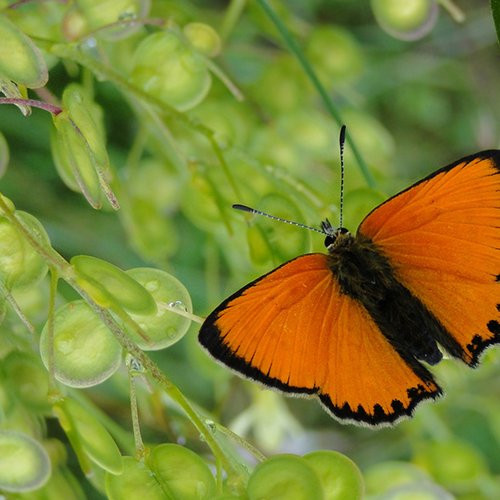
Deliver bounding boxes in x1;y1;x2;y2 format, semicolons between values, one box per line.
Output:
199;130;500;426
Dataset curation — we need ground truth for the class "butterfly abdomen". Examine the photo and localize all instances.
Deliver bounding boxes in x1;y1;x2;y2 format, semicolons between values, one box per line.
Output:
327;232;461;368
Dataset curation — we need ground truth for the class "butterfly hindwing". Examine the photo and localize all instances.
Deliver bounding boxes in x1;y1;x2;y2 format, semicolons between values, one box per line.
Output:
199;254;441;426
359;151;500;366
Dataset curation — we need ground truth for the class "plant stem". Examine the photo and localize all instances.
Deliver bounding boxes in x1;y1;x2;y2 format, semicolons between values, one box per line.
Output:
160;302;204;324
47;268;59;393
128;363;146;457
221;0;247;41
0;97;62;115
205;57;244;102
0;281;36;339
438;0;465;23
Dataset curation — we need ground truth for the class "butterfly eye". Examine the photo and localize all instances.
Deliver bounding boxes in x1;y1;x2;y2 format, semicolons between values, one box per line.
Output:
324;235;335;247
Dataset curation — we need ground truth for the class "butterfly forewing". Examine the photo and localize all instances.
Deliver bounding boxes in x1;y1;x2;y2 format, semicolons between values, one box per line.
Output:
359;151;500;366
200;255;331;393
199;254;441;425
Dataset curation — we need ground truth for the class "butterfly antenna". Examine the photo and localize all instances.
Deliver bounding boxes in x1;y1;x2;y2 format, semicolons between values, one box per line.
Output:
339;125;346;229
233;204;327;235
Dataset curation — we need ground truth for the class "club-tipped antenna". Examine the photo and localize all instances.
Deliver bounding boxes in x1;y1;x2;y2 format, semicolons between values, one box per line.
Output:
339;125;346;229
233;204;328;235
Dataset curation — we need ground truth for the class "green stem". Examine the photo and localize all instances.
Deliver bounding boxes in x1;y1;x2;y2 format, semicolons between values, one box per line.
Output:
159;302;204;324
205;58;244;102
47;268;59;394
128;361;146;458
215;423;267;463
438;0;465;22
0;280;36;339
0;97;62;115
255;0;375;188
220;0;248;41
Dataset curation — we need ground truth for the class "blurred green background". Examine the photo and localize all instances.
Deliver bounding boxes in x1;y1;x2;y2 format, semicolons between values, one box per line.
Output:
0;0;499;498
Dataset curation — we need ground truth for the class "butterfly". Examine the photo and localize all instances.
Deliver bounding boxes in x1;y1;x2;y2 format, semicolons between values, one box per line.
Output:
199;129;500;426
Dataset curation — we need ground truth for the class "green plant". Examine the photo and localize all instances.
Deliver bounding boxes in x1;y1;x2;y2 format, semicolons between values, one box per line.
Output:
0;1;499;498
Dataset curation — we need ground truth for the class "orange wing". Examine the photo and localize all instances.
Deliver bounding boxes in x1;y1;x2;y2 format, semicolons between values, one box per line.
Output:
199;254;441;426
359;151;500;366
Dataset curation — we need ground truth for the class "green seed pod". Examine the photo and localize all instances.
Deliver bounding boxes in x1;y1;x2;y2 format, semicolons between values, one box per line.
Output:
371;0;439;41
62;84;107;166
105;456;170;500
183;22;221;57
54;397;123;474
2;351;49;410
125;268;193;350
76;0;150;39
247;455;323;500
52;113;103;208
306;26;364;84
106;447;217;500
0;14;48;88
0;431;51;492
146;444;217;499
52;84;110;208
130;30;212;111
39;300;122;387
0;211;49;290
303;450;364;500
71;255;157;315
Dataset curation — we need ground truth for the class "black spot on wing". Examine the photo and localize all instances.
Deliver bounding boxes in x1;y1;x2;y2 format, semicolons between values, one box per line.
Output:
487;320;500;334
466;329;500;367
462;273;500;366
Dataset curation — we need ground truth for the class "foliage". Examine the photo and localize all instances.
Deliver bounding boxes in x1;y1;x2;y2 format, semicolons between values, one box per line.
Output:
0;0;499;498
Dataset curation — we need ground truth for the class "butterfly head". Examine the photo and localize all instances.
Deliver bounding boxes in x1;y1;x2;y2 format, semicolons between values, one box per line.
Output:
321;219;351;250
